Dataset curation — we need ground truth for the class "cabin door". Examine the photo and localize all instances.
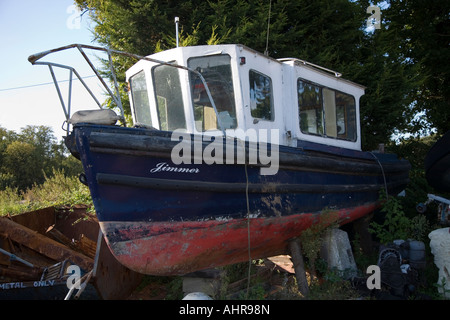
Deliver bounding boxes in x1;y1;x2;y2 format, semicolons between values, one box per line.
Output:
238;55;286;146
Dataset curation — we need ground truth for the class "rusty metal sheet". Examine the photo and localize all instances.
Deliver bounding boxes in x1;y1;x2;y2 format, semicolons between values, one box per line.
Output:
0;217;94;271
92;231;143;300
1;207;143;299
10;206;56;236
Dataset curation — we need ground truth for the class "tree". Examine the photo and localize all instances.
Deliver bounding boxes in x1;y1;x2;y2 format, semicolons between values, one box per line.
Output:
383;0;450;136
0;125;83;191
17;125;57;178
3;141;39;191
356;24;419;149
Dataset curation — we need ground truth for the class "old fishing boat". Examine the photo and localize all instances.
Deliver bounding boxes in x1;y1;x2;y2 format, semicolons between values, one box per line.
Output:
29;44;410;275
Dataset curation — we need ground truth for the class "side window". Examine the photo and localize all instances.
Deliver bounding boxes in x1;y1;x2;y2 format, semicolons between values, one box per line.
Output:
298;80;323;135
130;71;152;127
298;79;357;142
249;70;274;121
152;64;186;131
336;91;357;141
188;54;237;132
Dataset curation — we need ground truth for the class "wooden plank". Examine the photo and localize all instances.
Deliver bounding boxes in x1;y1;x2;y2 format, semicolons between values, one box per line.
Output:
267;255;295;274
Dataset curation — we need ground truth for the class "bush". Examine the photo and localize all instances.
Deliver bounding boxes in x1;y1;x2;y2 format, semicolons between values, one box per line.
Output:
23;169;92;208
369;194;411;244
0;186;30;216
368;192;431;244
0;170;93;216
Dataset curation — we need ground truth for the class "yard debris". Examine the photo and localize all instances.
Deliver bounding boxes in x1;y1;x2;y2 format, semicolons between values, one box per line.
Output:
0;206;143;299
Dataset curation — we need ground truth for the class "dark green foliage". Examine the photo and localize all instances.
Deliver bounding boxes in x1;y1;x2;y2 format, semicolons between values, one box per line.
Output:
385;0;450;136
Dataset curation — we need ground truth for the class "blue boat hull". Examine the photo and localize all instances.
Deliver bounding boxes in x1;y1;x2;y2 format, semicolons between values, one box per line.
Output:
67;124;410;275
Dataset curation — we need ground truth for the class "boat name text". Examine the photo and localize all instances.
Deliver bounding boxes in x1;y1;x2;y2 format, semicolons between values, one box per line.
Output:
150;162;200;174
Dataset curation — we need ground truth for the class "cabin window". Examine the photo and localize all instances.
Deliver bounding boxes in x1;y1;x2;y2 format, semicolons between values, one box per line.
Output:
298;79;357;142
152;64;186;131
335;91;357;141
298;81;323;135
130;71;152;127
188;54;237;132
249;70;274;121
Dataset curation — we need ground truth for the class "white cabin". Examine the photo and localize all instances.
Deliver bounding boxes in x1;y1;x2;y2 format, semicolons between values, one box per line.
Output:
125;44;365;151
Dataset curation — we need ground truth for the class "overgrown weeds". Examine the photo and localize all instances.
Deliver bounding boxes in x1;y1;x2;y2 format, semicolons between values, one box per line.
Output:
300;210;340;278
368;192;432;244
0;169;93;216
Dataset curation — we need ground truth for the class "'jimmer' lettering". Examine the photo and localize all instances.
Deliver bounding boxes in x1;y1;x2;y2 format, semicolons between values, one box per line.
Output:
150;162;200;174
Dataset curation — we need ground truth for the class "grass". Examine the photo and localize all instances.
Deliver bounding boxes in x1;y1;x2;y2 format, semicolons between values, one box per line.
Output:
0;170;93;216
0;186;26;216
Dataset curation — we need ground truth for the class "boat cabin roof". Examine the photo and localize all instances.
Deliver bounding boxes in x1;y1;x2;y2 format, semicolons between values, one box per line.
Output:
125;44;365;151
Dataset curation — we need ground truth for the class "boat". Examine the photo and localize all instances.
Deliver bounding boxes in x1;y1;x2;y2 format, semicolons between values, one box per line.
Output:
28;44;410;276
425;130;450;193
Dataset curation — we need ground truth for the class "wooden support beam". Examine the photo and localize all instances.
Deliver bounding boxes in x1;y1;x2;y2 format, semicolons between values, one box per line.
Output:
288;238;309;297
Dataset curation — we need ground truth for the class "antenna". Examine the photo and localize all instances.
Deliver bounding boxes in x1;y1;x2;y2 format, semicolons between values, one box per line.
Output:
175;17;180;47
264;0;272;56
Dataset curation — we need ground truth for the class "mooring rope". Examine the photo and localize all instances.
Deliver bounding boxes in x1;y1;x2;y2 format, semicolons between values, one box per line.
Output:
244;159;252;299
234;135;252;299
369;151;389;199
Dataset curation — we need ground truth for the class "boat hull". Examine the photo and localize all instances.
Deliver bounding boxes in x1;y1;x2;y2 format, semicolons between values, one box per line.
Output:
100;203;378;275
68;124;410;275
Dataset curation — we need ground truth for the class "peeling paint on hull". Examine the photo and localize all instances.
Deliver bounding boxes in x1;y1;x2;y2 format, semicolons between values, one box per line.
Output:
99;203;378;275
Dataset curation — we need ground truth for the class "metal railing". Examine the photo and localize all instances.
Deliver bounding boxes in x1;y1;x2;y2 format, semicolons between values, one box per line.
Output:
28;43;225;135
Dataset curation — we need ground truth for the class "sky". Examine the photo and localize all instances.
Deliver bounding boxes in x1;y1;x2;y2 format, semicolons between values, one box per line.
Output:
0;0;106;140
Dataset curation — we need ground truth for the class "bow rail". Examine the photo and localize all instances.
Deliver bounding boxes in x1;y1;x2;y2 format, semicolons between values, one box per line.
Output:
28;43;225;135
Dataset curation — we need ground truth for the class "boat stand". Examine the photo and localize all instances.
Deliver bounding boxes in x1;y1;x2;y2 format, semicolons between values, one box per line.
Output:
288;239;309;297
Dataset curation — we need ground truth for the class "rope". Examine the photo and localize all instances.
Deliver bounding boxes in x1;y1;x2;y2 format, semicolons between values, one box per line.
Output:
369;151;388;199
244;159;252;299
264;0;272;56
234;135;252;299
